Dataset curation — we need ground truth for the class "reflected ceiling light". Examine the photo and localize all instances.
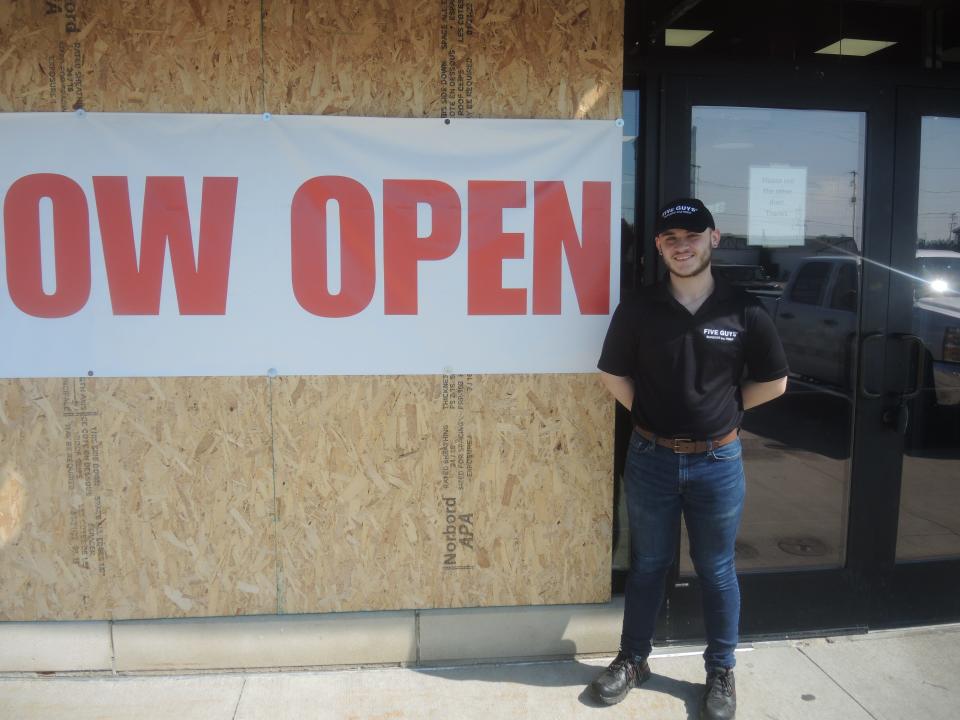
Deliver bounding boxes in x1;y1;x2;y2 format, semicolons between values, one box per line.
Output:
931;278;950;294
815;39;896;57
666;29;713;47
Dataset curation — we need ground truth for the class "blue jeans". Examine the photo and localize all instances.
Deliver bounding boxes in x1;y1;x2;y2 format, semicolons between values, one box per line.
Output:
620;429;745;672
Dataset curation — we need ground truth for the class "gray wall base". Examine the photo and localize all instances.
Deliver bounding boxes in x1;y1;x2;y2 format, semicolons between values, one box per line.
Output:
0;600;624;673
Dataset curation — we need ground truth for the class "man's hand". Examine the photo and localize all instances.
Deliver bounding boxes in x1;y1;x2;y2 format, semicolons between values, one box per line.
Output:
741;376;788;410
600;371;635;411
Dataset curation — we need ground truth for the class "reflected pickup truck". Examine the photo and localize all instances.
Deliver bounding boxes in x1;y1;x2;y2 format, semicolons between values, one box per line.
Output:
763;255;960;405
914;293;960;406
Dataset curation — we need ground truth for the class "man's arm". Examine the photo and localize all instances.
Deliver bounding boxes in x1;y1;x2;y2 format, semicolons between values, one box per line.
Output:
741;376;787;410
600;371;635;411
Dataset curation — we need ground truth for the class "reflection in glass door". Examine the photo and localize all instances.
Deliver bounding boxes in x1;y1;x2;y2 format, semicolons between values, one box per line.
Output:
612;88;641;573
896;115;960;561
679;106;867;574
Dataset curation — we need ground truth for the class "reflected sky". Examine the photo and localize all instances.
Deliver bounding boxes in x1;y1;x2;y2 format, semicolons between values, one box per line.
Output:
919;116;960;245
692;107;866;248
622;90;639;226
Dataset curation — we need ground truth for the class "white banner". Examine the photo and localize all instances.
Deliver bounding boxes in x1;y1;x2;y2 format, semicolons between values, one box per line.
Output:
0;113;621;377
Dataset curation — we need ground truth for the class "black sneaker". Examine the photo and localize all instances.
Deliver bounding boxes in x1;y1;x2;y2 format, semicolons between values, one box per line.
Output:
701;667;736;720
589;650;651;705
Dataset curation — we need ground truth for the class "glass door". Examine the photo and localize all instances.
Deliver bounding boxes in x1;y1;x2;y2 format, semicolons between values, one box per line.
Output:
680;105;866;576
877;87;960;626
655;74;900;638
621;73;960;640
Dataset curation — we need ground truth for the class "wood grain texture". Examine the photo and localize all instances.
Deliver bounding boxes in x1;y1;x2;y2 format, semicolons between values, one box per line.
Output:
0;378;276;620
0;0;262;113
464;0;623;120
0;0;69;111
0;0;623;619
101;377;276;619
263;0;439;117
273;374;612;613
78;0;263;113
0;379;114;619
264;0;623;120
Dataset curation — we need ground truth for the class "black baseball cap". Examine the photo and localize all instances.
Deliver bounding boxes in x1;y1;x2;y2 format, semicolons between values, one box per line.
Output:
654;198;715;235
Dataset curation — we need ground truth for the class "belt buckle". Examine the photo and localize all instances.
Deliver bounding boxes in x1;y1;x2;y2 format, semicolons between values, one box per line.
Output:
672;437;695;453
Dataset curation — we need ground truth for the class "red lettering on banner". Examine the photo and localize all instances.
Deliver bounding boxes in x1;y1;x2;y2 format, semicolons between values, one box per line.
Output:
93;176;238;315
383;180;461;314
3;173;91;318
467;180;526;315
532;181;611;314
2;172;613;321
291;176;376;318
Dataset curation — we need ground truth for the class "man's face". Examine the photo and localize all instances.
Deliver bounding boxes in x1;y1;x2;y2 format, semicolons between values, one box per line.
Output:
655;227;720;278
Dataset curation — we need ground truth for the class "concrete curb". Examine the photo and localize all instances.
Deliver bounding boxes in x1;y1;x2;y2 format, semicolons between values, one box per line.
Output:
0;600;625;673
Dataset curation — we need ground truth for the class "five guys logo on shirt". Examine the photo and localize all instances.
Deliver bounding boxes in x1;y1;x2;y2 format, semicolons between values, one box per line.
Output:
703;328;739;342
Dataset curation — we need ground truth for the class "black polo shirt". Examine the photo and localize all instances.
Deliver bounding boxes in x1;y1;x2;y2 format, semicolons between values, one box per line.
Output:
597;277;788;439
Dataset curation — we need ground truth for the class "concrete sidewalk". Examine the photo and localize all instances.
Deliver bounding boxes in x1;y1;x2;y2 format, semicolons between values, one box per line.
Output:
1;624;957;720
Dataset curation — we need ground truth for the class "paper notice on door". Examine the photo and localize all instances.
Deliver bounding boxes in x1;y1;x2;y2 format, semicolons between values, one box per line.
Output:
748;166;807;246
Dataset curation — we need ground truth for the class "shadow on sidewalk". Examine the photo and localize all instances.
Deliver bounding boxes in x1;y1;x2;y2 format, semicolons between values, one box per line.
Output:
577;672;702;717
416;660;702;715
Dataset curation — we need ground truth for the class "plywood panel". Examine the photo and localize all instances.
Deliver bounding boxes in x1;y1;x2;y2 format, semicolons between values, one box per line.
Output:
265;0;623;120
0;378;276;621
445;0;623;120
3;0;623;118
0;0;623;619
78;0;262;113
0;379;114;619
0;0;72;111
421;373;614;608
0;0;262;114
263;0;440;117
274;374;612;613
102;377;276;620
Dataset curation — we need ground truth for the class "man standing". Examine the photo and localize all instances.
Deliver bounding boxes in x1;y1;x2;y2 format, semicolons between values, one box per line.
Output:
589;198;788;719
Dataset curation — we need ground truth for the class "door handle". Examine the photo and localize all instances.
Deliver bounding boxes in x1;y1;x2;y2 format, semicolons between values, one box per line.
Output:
890;333;926;400
875;334;926;435
823;319;839;327
780;312;795;320
882;404;910;434
858;332;885;399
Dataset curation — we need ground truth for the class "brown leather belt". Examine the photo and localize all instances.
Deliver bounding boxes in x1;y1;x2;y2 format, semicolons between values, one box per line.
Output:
635;425;739;454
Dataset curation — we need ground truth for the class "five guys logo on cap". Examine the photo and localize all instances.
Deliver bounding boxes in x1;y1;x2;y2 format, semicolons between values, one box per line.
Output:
662;204;698;218
654;197;715;235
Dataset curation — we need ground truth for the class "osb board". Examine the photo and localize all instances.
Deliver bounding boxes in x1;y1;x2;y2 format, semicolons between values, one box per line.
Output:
0;0;262;113
264;0;623;120
463;0;623;120
262;1;439;118
0;0;66;111
79;0;262;113
0;378;276;621
0;379;112;618
273;374;612;613
1;0;623;618
1;1;623;118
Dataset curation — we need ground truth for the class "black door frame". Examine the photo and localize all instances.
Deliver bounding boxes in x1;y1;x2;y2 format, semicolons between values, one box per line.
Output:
614;59;960;640
874;85;960;628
